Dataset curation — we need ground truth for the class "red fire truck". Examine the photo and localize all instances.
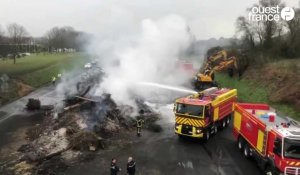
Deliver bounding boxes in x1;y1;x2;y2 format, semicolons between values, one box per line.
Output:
233;103;300;175
174;87;237;140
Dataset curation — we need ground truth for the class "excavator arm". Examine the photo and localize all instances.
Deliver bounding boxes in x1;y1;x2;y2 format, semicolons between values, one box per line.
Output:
211;56;238;72
207;50;227;63
203;50;239;74
193;50;239;90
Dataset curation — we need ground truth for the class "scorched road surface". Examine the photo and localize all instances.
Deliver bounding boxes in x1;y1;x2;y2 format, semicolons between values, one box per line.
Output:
66;109;263;175
0;85;58;158
0;85;263;175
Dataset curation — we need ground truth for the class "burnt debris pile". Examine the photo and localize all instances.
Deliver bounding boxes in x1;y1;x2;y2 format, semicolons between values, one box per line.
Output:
25;98;54;112
8;93;161;175
26;98;41;110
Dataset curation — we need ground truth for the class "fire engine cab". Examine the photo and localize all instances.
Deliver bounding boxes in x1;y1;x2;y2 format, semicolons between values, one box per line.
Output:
233;103;300;175
174;87;237;140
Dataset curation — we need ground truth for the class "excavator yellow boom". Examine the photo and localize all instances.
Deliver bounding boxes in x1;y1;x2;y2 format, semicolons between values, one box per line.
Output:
193;50;239;90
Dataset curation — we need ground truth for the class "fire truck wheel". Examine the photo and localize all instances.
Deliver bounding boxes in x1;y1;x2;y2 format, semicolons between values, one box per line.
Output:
226;117;230;126
204;130;210;140
243;144;250;158
237;137;243;150
213;125;218;134
222;119;226;128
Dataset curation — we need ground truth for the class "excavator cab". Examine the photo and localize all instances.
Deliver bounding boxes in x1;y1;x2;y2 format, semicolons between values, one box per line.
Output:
193;68;217;90
193;74;218;90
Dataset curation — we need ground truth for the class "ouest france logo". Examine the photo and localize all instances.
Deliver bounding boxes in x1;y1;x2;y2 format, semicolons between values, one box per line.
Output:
249;5;295;21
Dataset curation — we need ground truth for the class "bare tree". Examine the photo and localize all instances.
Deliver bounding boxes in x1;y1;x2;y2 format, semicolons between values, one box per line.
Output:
234;0;300;58
0;25;5;44
284;8;300;57
45;27;72;52
236;16;255;49
7;23;29;64
286;8;300;41
45;27;59;52
45;26;89;52
236;0;287;55
259;0;284;48
251;20;264;47
245;4;265;47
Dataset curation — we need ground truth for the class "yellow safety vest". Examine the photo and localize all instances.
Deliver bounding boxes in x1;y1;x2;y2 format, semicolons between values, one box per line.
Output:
137;119;143;127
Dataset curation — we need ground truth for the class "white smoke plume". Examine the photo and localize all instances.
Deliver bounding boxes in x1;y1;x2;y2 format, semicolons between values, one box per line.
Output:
90;15;196;106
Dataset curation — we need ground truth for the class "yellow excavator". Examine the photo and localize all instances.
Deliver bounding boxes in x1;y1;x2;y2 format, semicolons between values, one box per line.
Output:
193;50;239;90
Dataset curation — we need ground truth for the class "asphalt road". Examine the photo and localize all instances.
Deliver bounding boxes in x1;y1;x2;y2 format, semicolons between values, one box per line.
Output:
0;86;264;175
0;85;59;159
0;85;59;123
65;105;264;175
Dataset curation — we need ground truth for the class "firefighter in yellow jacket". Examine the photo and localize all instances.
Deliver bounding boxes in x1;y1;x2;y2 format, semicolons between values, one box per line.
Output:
51;76;56;86
136;110;145;136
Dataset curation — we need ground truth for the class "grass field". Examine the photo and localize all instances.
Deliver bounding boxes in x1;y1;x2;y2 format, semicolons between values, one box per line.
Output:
0;53;88;87
215;73;300;119
0;53;88;105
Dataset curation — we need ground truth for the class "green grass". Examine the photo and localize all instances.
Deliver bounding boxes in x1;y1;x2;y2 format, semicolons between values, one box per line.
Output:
215;73;300;119
0;53;88;87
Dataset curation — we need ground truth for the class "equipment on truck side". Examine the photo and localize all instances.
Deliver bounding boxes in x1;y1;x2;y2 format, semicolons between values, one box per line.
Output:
233;103;300;175
174;87;237;140
193;50;239;90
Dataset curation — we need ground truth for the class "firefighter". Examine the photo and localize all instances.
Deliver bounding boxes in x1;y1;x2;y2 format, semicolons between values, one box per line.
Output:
127;157;136;175
136;118;144;136
110;158;121;175
51;76;56;86
136;110;145;136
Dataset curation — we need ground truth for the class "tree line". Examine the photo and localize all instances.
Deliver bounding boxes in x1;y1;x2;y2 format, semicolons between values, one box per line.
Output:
234;0;300;62
0;23;90;64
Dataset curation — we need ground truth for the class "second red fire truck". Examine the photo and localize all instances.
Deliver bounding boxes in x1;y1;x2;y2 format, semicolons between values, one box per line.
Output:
233;103;300;175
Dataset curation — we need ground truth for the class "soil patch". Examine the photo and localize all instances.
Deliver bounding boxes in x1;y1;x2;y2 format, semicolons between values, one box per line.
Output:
243;59;300;111
16;81;34;97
